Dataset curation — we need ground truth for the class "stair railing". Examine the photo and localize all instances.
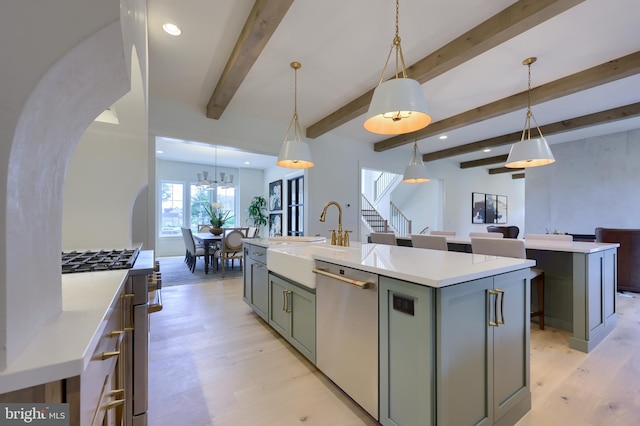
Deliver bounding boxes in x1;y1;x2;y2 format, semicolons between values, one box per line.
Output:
361;194;390;233
389;201;411;236
374;171;397;201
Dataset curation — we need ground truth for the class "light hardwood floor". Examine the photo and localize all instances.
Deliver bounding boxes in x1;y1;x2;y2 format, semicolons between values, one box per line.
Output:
148;278;640;425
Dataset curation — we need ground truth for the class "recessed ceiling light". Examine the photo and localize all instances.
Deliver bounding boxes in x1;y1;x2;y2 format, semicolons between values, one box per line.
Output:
439;135;448;140
483;148;491;153
156;150;164;154
162;23;182;36
244;161;251;165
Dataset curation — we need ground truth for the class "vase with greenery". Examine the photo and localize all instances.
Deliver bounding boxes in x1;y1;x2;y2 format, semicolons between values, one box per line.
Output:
247;196;268;237
204;202;233;234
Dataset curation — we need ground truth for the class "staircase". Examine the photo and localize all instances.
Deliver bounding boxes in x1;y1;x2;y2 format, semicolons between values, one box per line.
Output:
361;195;390;233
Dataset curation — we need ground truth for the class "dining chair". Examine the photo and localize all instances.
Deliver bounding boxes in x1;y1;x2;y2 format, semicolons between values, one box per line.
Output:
471;237;545;329
370;232;397;245
487;225;520;239
431;230;456;236
213;229;246;278
198;224;213;233
524;233;573;241
469;232;504;238
182;227;207;273
411;234;448;251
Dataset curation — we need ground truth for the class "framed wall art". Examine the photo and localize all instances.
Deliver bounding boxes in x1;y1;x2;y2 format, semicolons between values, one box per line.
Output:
472;192;508;224
269;213;282;237
269;179;282;211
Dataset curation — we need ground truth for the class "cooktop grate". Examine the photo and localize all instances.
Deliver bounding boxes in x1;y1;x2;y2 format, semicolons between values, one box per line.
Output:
61;248;140;274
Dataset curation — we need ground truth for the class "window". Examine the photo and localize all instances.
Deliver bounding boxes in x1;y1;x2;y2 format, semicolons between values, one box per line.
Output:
159;180;237;237
160;181;184;237
190;185;213;232
287;176;304;236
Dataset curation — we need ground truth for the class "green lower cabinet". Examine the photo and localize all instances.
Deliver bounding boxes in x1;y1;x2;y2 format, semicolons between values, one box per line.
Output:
268;273;316;364
379;276;435;426
249;258;269;320
437;269;531;426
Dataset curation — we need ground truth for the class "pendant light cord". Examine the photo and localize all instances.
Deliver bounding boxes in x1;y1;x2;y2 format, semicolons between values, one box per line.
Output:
284;62;303;143
377;0;408;84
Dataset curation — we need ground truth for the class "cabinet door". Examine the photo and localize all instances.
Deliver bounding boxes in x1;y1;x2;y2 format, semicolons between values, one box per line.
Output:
379;276;434;426
268;274;289;338
437;277;494;426
289;285;316;363
493;269;530;423
251;260;269;321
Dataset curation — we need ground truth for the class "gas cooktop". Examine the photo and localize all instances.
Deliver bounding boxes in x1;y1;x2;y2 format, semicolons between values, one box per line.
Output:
61;248;140;274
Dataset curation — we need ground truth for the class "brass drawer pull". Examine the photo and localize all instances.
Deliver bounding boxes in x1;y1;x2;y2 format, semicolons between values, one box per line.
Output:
102;399;125;410
97;351;120;360
488;290;499;327
108;389;124;397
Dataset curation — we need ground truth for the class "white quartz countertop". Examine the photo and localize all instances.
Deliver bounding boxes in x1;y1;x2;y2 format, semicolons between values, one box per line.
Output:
268;242;535;288
0;271;128;394
444;237;619;253
243;236;326;248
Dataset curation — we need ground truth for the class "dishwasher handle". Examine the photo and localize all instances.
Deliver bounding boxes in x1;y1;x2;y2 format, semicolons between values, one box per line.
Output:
313;268;370;289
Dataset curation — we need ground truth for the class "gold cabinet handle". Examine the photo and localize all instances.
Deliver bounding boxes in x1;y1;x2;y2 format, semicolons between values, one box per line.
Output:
123;293;135;331
488;290;499;327
496;289;505;325
102;399;125;410
108;389;124;397
285;290;292;313
97;351;120;360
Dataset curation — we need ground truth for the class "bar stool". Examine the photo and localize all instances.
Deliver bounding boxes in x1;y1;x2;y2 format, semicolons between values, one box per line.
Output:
471;237;545;330
370;232;397;245
411;234;448;251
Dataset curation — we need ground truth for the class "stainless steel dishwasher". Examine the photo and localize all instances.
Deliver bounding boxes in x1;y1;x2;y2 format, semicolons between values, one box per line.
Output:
314;260;379;420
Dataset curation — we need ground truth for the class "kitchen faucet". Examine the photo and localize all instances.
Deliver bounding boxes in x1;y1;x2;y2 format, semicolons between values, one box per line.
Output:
319;201;351;246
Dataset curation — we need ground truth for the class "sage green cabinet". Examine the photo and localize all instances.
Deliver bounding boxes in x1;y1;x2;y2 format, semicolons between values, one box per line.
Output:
268;272;316;364
583;248;617;344
436;269;530;426
379;276;435;426
243;243;269;321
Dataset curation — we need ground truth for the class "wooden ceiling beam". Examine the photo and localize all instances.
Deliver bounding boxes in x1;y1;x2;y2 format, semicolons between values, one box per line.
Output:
206;0;295;119
376;51;640;152
460;155;509;169
422;101;640;162
305;0;584;139
512;173;526;179
489;167;524;175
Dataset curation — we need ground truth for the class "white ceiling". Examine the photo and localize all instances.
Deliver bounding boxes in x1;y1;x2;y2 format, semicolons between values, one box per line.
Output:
144;0;640;169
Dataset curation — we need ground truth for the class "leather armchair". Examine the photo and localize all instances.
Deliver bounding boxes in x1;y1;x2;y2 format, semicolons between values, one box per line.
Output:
486;225;520;239
595;227;640;293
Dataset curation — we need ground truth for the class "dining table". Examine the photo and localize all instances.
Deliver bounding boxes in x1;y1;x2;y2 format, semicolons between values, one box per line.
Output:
193;232;223;274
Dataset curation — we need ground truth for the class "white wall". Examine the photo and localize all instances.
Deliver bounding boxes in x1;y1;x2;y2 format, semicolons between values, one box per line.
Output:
62;126;148;250
526;129;640;234
392;178;444;235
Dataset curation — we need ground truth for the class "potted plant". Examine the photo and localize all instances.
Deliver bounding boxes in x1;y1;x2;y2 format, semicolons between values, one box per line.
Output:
204;202;233;235
247;196;268;237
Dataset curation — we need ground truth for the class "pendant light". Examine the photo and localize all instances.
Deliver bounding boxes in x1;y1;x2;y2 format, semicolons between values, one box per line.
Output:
277;61;314;169
364;0;431;135
402;140;429;183
505;57;555;168
196;147;234;188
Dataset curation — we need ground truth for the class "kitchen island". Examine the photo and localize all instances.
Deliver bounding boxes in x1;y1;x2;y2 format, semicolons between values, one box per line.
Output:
436;237;619;353
244;239;536;426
